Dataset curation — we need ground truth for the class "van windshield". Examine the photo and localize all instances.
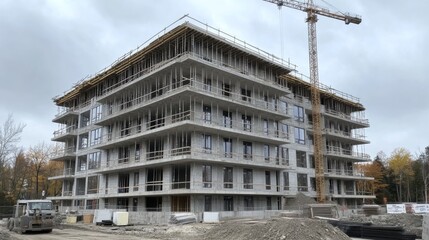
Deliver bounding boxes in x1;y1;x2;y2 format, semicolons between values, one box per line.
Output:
28;202;52;210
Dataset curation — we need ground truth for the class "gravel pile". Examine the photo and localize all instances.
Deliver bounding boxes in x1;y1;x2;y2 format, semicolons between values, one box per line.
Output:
284;192;317;210
202;217;351;240
346;213;422;237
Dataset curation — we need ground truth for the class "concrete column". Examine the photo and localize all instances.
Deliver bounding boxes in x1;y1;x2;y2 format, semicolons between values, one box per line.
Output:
164;166;171;191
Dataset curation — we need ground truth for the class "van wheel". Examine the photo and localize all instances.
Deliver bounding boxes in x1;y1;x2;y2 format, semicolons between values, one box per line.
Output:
7;219;14;231
45;229;53;233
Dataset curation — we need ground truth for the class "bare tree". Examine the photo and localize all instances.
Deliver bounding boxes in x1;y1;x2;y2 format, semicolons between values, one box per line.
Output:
0;114;25;192
27;142;53;199
8;150;31;200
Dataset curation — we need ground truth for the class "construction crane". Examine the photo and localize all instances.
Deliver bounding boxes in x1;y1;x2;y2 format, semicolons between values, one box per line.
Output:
264;0;361;203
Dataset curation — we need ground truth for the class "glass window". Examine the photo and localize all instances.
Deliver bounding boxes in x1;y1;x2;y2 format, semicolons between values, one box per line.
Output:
297;173;308;192
281;147;289;165
204;78;212;91
294;127;305;144
88;151;101;170
223;111;232;128
118;146;129;163
224;138;232;158
281;123;288;138
91;105;102;123
203;105;211;123
224;196;234;211
263;119;269;135
87;176;99;194
296;151;307;168
310;177;316;191
204;196;212;212
309;155;315;168
265;171;271;190
242;115;252;131
146;168;163;191
172;164;190;189
202;165;212;188
89;128;102;146
241;88;251;102
222;83;231;97
283;172;289;190
203;134;212;152
279;100;287;114
135;143;141;161
223;167;233;188
243;141;252;160
243;169;253;189
244;196;254;211
264;145;270;162
293;106;304;122
118;173;129;193
133;172;139;191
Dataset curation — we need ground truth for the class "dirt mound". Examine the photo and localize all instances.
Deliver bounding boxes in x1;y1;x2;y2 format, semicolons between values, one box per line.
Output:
285;192;317;210
202;217;350;240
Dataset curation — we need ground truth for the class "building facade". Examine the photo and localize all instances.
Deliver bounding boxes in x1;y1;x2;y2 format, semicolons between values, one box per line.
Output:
49;21;373;213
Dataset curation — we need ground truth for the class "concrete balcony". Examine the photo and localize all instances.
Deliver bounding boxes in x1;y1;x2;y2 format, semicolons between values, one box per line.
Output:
331;191;376;199
97;52;291;103
324;109;369;128
326;146;370;162
52;107;79;123
324;169;373;180
51;146;76;161
95;110;290;149
96;146;290;174
48;168;75;180
323;128;370;145
96;77;291;126
100;180;288;198
52;125;77;142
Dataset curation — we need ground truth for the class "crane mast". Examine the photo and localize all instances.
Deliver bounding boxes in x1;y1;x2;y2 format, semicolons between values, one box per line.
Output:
264;0;361;203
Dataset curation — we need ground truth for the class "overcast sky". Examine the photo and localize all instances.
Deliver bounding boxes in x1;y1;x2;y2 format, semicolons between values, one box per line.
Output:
0;0;428;159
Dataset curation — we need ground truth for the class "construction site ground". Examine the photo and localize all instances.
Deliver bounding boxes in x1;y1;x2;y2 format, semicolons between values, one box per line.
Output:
1;217;355;240
0;213;423;240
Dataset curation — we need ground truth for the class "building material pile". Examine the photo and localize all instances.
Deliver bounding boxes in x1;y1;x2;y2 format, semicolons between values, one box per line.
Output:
346;213;422;238
169;213;197;225
330;220;417;239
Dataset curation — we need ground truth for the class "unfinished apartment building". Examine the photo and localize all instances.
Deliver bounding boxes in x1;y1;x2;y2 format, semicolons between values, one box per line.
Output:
48;20;373;214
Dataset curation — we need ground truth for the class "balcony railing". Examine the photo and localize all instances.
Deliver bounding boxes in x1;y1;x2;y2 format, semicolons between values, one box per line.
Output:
51;168;75;178
54;100;91;118
97;110;290;148
53;125;77;138
325;168;368;178
62;191;73;197
100;147;290;171
326;146;370;160
324;109;369;125
102;180;289;197
51;146;76;159
98;77;290;123
323;128;367;142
